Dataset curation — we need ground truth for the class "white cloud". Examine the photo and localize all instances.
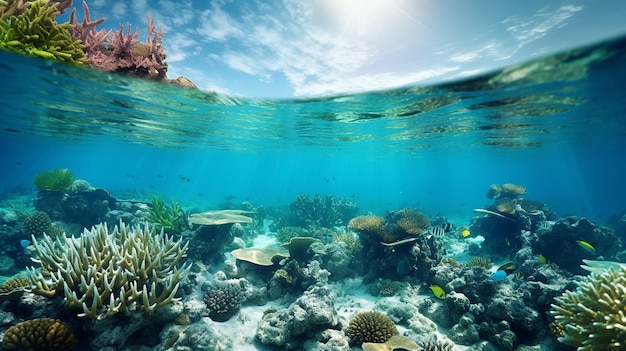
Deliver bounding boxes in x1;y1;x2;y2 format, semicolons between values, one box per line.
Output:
164;33;196;63
111;2;127;18
450;51;480;63
504;4;583;47
197;5;244;42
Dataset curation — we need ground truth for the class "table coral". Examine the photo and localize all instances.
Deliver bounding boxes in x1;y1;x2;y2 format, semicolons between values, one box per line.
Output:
550;263;626;350
27;221;190;318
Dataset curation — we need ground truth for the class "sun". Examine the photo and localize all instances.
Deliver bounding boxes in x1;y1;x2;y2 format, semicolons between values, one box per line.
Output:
314;0;425;40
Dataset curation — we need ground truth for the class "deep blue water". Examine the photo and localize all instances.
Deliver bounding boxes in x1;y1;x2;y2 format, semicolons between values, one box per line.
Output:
1;35;626;223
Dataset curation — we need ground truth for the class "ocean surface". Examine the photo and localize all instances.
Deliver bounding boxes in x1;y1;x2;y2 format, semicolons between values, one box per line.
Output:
1;35;626;223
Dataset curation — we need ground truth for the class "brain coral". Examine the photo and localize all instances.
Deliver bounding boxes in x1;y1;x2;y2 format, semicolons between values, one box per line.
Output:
2;318;78;351
23;211;52;236
204;279;246;322
550;263;626;350
27;221;190;318
345;311;399;346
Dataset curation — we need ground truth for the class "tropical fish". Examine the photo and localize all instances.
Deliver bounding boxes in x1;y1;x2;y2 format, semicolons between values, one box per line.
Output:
538;254;547;264
430;284;446;299
576;240;595;254
496;262;516;275
490;270;507;281
461;229;471;238
430;226;446;238
19;239;31;248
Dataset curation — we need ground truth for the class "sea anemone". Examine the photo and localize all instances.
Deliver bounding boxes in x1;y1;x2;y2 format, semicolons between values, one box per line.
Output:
467;257;492;269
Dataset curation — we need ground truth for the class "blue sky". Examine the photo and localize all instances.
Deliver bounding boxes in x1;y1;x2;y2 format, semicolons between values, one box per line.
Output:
70;0;626;98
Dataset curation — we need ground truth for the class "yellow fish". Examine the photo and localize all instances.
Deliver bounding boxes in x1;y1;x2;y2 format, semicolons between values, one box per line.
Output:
576;240;595;253
538;254;547;264
430;285;446;299
461;229;471;238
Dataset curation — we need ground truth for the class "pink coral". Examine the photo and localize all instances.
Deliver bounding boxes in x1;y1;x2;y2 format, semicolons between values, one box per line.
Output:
68;1;167;79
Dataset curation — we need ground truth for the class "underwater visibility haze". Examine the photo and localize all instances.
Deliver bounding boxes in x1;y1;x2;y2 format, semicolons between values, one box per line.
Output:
1;5;626;350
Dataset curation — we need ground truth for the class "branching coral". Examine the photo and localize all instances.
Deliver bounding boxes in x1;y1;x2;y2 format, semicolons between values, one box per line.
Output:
550;263;626;350
345;311;399;346
467;257;493;269
2;317;78;350
0;0;85;63
32;168;75;192
27;221;190;318
68;1;167;79
288;193;358;228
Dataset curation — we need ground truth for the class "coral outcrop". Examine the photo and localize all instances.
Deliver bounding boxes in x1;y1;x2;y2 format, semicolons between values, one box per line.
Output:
550;263;626;350
2;317;78;350
345;311;399;346
27;221;190;318
204;279;247;322
23;210;52;236
256;285;338;350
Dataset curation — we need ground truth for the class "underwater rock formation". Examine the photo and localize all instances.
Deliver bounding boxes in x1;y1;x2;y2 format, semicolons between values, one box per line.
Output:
256;285;339;350
535;216;621;274
34;187;117;228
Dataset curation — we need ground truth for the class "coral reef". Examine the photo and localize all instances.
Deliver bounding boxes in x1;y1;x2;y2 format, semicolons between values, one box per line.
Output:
23;210;51;236
2;317;78;350
550;263;626;350
32;168;75;192
286;193;358;228
420;336;454;351
27;221;190;318
345;311;399;346
0;0;86;63
348;215;390;242
146;196;187;234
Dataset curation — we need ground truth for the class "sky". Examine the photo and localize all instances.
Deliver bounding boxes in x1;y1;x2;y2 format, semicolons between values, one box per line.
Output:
67;0;626;98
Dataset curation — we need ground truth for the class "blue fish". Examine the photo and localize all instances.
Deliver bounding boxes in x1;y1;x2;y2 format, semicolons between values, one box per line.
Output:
19;239;32;248
490;270;507;281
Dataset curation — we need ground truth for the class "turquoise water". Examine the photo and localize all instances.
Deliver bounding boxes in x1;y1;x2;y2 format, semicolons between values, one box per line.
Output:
1;35;626;222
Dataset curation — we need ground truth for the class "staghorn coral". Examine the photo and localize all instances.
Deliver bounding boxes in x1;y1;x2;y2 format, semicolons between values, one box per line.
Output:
204;279;246;322
345;311;399;346
467;257;492;269
0;0;85;63
550;264;626;350
32;168;74;192
420;336;454;351
23;210;51;236
27;221;190;318
2;317;78;350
